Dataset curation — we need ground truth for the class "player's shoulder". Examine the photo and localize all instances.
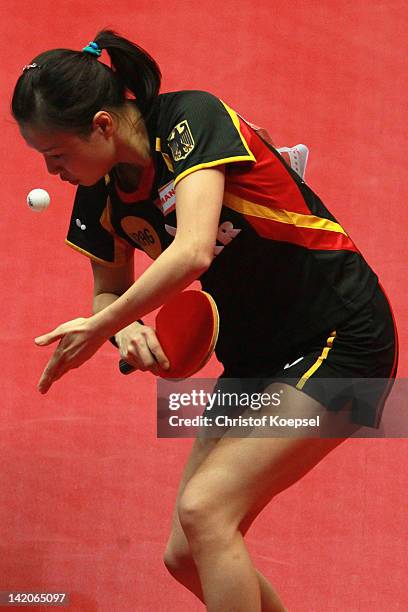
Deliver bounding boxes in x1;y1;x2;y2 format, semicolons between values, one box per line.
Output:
74;176;108;202
156;90;227;131
159;89;223;108
70;177;109;223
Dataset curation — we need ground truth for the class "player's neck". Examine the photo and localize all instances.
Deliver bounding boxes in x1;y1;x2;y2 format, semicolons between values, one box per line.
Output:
113;163;144;193
114;102;152;168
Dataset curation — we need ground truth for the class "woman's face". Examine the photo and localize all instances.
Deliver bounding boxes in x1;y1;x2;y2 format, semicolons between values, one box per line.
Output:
20;114;117;187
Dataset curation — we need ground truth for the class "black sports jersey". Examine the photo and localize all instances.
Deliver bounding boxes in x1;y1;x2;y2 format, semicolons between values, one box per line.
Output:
66;90;378;370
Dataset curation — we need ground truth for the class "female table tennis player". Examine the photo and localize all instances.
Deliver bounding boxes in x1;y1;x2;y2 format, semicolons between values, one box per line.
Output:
12;30;398;612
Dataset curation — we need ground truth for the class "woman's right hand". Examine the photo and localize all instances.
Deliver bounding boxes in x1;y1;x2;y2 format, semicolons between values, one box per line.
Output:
115;321;170;375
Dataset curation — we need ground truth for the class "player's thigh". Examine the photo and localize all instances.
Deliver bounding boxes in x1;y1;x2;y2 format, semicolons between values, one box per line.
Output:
179;383;361;536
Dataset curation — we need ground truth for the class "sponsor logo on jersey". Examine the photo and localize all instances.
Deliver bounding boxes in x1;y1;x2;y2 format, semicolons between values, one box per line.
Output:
164;220;242;257
217;221;241;245
157;180;176;215
167;120;195;161
213;222;242;255
121;217;162;259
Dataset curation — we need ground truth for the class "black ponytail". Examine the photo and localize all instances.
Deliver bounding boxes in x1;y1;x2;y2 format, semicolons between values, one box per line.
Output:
11;29;161;135
94;30;161;116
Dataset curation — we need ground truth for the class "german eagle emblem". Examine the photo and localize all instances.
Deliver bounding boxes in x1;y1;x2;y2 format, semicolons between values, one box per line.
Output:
167;121;195;161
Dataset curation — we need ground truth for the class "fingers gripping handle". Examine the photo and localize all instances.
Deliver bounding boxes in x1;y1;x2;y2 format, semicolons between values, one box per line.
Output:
109;321;143;376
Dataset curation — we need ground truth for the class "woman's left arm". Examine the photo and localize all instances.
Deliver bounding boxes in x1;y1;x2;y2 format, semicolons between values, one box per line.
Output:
35;166;225;393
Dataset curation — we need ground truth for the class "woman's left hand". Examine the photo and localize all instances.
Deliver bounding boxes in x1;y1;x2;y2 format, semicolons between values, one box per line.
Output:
35;317;107;394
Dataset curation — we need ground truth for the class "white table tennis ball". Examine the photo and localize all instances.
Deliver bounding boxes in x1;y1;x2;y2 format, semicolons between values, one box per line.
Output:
27;188;51;212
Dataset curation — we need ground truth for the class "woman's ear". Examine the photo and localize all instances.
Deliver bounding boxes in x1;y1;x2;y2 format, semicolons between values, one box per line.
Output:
92;111;115;137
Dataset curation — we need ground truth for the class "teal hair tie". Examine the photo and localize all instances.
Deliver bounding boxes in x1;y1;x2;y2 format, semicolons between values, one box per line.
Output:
82;41;102;57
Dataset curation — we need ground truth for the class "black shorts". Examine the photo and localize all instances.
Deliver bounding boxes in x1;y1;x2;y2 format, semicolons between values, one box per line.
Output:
215;283;399;429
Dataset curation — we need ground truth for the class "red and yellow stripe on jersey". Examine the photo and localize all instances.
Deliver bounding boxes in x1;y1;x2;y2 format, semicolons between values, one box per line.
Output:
221;104;359;253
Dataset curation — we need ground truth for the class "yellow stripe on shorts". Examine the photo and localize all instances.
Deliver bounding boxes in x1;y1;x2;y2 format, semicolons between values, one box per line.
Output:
296;331;336;390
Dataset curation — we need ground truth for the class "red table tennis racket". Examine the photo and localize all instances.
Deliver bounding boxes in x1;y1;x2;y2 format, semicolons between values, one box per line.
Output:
118;290;219;379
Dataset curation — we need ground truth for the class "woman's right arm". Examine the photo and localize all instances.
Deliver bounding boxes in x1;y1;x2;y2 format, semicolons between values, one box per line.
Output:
91;259;169;373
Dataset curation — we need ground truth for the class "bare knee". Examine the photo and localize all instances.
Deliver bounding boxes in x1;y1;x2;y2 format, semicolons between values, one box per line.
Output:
178;488;236;548
163;538;194;577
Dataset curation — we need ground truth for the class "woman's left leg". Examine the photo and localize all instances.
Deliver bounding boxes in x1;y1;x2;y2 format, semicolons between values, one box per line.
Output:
177;383;361;612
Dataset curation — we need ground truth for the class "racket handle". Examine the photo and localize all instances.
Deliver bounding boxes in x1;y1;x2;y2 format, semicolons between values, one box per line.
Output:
109;321;144;376
119;359;136;375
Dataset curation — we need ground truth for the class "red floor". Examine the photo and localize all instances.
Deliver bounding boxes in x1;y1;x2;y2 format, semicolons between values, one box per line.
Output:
1;1;407;610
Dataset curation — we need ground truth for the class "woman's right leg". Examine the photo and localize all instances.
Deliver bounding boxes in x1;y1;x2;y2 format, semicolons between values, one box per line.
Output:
163;437;287;611
163;437;217;602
